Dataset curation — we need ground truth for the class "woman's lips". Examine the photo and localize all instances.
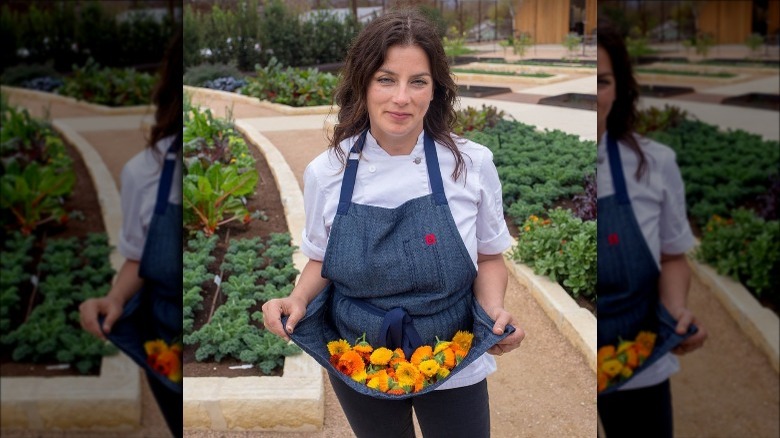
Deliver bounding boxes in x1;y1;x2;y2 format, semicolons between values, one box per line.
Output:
387;111;411;120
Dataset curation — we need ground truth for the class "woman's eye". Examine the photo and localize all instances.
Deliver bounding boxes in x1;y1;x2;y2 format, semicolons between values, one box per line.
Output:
378;77;393;84
412;79;428;86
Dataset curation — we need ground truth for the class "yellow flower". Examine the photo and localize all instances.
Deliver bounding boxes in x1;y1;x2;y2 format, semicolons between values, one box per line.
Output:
418;359;440;378
369;347;394;366
395;362;419;388
433;341;451;355
351;368;367;383
620;366;633;379
524;226;531;232
410;345;433;366
437;367;450;380
601;359;623;378
144;339;168;356
327;339;351;356
616;340;634;354
367;376;381;390
452;331;474;354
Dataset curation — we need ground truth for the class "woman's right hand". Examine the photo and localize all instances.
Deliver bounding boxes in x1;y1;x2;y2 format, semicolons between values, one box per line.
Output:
261;295;308;341
79;296;124;341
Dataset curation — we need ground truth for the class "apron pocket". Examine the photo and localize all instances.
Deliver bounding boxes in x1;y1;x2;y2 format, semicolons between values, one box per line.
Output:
403;238;444;292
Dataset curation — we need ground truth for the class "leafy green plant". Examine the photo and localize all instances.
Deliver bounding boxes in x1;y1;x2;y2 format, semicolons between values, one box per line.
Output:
58;58;157;107
183;63;244;87
512;33;533;58
443;32;474;63
693;33;715;59
744;33;764;58
561;33;582;59
625;36;657;64
1;163;75;234
511;208;596;300
240;58;337;107
183;161;260;236
635;105;689;135
696;209;779;302
454;105;507;136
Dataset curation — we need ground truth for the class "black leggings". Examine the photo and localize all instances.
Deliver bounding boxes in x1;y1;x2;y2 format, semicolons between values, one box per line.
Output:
598;379;673;438
329;373;491;438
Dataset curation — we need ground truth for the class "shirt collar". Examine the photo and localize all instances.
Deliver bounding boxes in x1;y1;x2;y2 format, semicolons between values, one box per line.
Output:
364;129;425;158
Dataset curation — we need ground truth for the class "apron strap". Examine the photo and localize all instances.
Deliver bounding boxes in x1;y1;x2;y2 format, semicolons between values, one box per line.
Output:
154;133;182;215
607;134;630;205
336;130;448;214
423;132;448;206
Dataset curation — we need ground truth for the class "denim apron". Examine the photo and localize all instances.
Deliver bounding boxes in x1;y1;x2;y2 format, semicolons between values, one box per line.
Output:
597;135;696;396
286;130;513;399
102;134;182;434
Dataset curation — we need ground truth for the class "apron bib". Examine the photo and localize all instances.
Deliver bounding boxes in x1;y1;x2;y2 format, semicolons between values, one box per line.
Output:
597;135;696;395
286;130;513;399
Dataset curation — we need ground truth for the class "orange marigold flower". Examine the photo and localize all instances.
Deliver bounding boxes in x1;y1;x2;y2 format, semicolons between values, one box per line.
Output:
144;339;168;356
418;359;440;378
410;345;433;366
617;340;634;354
396;362;419;388
329;354;341;368
387;388;407;395
635;331;656;353
369;347;394;366
327;339;351;356
601;359;623;378
354;343;373;354
337;351;364;376
376;370;391;392
624;347;639;368
414;372;425;393
597;345;616;365
433;340;451;355
153;350;180;377
435;348;456;369
452;331;474;354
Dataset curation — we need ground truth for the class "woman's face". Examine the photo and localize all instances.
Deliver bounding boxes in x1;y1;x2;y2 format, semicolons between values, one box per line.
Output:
597;46;616;141
366;44;434;154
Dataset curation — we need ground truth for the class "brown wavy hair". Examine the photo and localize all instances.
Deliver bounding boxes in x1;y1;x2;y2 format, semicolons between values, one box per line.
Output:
329;9;464;180
148;27;183;150
597;22;646;179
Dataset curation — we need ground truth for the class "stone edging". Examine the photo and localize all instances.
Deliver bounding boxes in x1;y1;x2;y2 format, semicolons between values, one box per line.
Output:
180;120;324;432
687;255;780;373
1;85;153;115
503;244;597;373
453;71;566;85
183;85;335;115
467;62;596;75
1;121;141;432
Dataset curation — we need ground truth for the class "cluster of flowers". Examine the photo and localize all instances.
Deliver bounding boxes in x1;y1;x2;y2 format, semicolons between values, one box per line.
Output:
522;214;551;232
705;214;734;233
597;331;656;393
327;331;474;395
144;339;183;383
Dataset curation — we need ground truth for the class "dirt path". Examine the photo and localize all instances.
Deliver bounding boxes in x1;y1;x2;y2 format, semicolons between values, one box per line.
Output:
671;272;779;438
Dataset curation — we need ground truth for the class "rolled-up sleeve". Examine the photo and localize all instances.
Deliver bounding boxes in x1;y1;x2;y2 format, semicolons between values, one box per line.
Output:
659;150;695;255
300;164;328;261
118;165;145;261
476;151;513;255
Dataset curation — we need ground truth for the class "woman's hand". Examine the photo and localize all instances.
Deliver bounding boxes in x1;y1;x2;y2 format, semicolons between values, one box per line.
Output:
261;295;308;341
79;296;125;341
668;306;707;355
485;306;525;356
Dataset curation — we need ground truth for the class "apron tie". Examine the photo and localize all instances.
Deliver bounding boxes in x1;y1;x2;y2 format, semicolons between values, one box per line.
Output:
380;307;424;359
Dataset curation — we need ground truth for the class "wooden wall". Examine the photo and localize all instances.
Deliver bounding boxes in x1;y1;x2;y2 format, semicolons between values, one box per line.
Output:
769;0;780;36
515;0;571;44
585;0;597;36
698;1;752;44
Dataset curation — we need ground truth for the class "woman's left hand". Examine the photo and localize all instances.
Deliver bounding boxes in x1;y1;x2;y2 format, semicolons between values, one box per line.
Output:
485;307;525;356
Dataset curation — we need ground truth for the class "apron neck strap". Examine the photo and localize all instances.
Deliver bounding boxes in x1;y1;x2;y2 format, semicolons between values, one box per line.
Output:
607;134;630;205
153;133;181;215
336;130;448;215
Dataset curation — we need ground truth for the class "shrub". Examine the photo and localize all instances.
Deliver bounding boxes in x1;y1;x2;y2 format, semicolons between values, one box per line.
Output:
183;63;244;86
0;63;61;86
453;105;506;136
58;58;156;107
512;208;597;300
696;209;779;301
240;58;337;107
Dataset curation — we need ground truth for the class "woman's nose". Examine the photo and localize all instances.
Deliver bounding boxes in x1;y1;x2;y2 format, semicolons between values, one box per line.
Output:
392;85;411;105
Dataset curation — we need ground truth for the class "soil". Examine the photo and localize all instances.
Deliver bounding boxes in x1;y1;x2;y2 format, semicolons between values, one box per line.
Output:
182;132;290;378
1;138;108;378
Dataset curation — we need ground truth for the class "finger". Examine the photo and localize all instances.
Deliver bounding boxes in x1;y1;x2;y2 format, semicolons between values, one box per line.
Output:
101;304;122;335
675;309;693;335
492;311;512;335
488;345;504;356
284;304;305;336
79;303;105;340
262;302;289;341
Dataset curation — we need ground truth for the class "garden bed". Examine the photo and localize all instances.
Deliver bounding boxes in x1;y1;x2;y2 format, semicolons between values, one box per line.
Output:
537;93;597;111
721;93;780;111
639;84;695;97
457;84;513;98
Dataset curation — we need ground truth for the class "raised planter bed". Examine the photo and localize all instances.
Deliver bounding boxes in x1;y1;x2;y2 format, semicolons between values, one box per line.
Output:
1;118;141;432
183;85;334;115
721;93;780;111
537;93;597;111
0;85;153;116
181;120;323;433
639;84;695;97
457;84;513;98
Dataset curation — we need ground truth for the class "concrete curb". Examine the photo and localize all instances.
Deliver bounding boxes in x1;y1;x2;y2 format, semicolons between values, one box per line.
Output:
503;254;597;373
1;85;153;115
1;120;142;432
453;71;567;85
467;62;595;75
184;85;335;115
635;72;750;85
180;120;324;432
687;256;780;373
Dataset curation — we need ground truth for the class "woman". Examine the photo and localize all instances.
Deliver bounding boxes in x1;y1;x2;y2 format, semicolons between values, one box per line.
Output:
262;10;524;437
596;24;707;437
79;30;183;437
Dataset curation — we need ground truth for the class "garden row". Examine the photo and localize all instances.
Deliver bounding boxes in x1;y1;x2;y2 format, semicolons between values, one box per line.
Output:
0;98;116;374
637;105;779;307
459;106;597;303
182;98;301;375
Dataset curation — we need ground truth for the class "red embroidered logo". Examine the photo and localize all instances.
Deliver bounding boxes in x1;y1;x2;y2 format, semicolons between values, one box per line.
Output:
425;233;436;245
608;233;619;246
